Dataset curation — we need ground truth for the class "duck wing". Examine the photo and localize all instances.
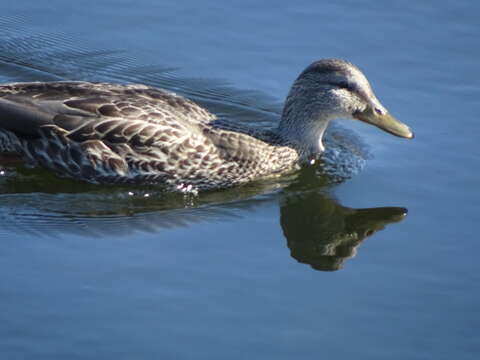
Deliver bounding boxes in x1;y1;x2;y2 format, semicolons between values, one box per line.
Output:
0;81;216;139
0;82;221;185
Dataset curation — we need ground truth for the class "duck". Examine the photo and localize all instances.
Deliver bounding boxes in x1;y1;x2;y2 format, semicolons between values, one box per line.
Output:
0;59;413;191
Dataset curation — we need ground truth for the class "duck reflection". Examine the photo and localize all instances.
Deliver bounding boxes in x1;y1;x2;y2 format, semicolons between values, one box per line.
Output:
280;190;406;271
0;167;407;272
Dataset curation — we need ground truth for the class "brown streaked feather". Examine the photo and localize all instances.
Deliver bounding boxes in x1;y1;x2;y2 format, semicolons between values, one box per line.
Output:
0;81;299;190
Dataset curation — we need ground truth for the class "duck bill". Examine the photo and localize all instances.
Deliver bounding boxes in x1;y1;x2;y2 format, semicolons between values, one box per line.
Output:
353;108;414;139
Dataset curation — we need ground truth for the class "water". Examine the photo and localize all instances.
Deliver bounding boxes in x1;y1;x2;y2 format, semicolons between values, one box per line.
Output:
0;1;478;359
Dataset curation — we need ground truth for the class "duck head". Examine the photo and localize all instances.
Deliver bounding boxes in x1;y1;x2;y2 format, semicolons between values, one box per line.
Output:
278;59;413;159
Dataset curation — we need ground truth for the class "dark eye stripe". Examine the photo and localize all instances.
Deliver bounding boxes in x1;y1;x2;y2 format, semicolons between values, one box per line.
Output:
334;81;371;104
337;81;355;91
337;81;350;89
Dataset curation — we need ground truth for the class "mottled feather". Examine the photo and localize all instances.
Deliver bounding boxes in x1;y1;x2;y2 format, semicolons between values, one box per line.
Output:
0;81;297;190
0;59;412;191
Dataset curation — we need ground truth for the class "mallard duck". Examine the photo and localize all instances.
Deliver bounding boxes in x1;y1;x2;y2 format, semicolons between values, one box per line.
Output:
0;59;413;191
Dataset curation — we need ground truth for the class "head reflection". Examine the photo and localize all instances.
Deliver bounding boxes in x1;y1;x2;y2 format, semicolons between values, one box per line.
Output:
280;190;407;271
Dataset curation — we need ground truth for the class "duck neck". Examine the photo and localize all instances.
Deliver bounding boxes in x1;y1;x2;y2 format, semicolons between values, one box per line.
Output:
277;90;331;162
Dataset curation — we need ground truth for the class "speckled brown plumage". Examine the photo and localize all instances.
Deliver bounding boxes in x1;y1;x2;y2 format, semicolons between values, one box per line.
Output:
0;81;298;190
0;59;413;191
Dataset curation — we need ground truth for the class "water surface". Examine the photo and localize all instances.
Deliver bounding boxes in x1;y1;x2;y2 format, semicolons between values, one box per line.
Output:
0;1;478;359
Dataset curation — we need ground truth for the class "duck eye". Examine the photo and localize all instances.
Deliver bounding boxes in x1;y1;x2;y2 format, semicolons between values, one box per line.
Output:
338;81;351;90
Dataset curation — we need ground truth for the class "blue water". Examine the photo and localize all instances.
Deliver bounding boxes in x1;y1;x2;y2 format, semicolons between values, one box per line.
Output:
0;1;479;359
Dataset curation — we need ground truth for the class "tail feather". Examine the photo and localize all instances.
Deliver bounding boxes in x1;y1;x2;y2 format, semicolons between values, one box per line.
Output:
0;96;54;137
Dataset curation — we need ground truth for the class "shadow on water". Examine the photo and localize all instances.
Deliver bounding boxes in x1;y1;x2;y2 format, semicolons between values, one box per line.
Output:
0;14;406;271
